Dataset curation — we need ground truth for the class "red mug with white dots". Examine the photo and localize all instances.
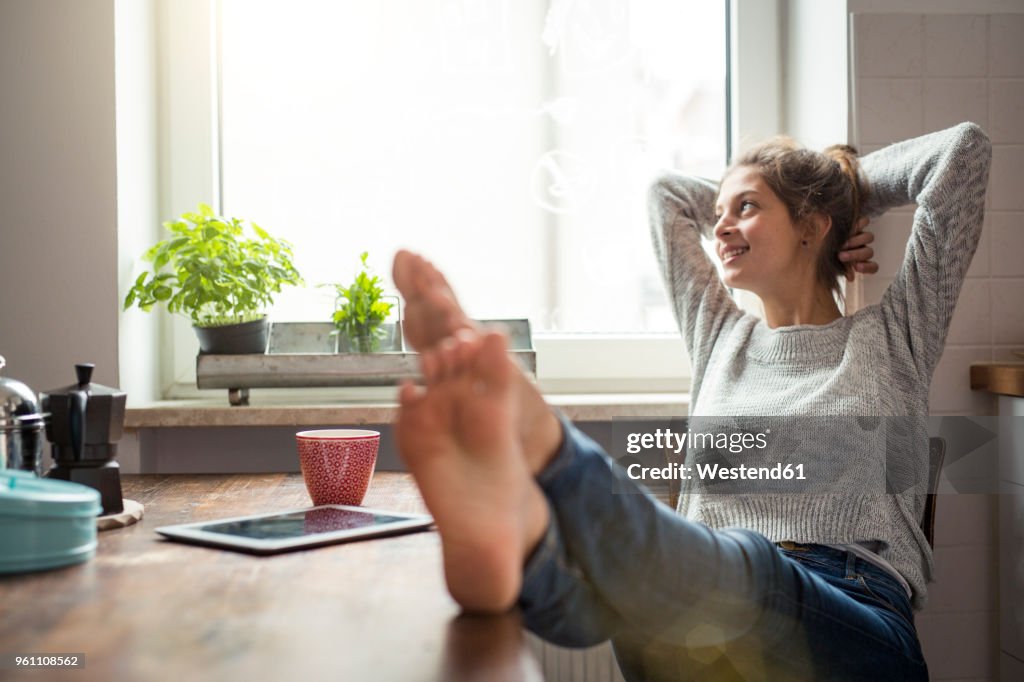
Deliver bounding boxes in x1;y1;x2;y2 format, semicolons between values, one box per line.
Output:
296;429;380;506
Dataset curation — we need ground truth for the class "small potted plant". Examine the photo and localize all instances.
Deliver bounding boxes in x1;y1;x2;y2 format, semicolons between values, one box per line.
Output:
123;203;303;354
327;252;395;353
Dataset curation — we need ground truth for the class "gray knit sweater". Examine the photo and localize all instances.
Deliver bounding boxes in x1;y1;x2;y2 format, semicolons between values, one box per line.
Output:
648;123;991;610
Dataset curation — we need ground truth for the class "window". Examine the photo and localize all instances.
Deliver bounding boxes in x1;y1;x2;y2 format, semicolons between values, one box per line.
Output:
159;0;732;393
219;0;726;331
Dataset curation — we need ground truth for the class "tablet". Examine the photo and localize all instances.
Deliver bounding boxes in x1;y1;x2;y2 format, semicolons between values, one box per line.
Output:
155;505;433;554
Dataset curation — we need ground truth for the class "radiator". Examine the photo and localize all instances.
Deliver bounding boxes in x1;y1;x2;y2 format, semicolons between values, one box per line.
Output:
526;635;626;682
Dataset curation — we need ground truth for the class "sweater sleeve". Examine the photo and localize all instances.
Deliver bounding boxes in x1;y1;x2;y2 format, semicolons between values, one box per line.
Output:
648;173;742;378
858;122;992;382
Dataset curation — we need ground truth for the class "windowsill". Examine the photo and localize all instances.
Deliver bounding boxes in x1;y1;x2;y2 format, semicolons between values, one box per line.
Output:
124;392;691;428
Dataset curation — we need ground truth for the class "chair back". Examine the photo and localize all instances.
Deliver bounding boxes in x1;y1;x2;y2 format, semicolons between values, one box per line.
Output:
921;436;946;548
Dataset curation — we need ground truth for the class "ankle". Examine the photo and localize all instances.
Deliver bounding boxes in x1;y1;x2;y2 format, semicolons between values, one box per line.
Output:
522;407;564;477
520;480;550;561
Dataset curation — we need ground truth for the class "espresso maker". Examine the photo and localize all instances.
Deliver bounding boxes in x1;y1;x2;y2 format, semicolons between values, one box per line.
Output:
42;363;127;515
0;355;46;475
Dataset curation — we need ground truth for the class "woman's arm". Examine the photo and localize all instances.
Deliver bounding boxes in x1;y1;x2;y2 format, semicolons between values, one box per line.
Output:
648;174;742;379
858;122;992;381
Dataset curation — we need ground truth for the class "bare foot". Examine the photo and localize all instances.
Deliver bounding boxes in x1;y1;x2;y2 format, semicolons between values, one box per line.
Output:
392;250;478;352
396;331;550;613
392;250;563;475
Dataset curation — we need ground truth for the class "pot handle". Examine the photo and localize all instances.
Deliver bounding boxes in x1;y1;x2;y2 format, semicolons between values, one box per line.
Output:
69;364;93;462
69;390;87;462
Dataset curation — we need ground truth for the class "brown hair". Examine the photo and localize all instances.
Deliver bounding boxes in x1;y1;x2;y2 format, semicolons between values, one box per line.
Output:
726;137;869;301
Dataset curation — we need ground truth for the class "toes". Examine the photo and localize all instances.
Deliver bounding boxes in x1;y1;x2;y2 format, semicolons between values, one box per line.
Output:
421;348;441;384
398;379;423;407
435;336;461;380
424;256;446;289
413;258;432;296
396;381;430;459
419;337;462;387
392;249;416;294
417;329;507;397
474;332;512;390
453;329;483;368
428;331;482;381
394;249;437;303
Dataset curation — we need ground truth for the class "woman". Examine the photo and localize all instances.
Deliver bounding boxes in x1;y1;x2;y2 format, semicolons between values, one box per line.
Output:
392;122;991;681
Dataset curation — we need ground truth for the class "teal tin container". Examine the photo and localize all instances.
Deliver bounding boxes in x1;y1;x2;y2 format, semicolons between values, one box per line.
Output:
0;470;101;574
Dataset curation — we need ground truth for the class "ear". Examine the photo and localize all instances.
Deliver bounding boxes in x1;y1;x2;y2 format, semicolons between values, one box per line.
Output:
802;213;833;245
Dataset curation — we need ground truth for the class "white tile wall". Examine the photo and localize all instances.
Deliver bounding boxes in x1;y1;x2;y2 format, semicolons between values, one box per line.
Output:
858;79;924;144
989;79;1024;143
990;146;1024;210
989;14;1024;77
998;489;1024;665
929;346;994;414
860;274;893;306
924;79;988;133
992;345;1024;363
868;211;914;275
856;14;924;77
933;494;997;547
991;278;1024;344
916;611;997;679
926;545;997;612
853;11;1024;681
853;12;1024;414
924;15;988;77
990;213;1024;276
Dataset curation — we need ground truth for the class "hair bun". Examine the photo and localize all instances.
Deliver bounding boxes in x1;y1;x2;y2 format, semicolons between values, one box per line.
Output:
823;144;865;225
823;144;859;176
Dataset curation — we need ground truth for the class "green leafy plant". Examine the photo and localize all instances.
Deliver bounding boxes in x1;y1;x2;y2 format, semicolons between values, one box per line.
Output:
123;203;303;327
327;252;395;353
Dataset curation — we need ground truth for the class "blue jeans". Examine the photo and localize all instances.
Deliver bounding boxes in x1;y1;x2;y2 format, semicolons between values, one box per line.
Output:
518;420;928;681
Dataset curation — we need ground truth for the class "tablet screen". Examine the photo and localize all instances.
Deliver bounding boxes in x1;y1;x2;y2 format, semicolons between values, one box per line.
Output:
198;507;408;540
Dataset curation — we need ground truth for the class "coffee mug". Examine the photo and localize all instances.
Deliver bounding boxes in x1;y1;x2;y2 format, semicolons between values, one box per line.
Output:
296;429;379;506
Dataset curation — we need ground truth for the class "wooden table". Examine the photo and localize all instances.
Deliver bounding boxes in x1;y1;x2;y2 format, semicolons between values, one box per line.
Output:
0;473;543;682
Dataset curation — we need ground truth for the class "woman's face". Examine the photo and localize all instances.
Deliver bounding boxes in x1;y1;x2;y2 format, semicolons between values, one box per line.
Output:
713;166;810;295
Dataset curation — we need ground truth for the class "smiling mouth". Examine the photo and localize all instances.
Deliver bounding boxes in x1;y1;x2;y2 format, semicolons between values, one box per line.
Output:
721;246;749;264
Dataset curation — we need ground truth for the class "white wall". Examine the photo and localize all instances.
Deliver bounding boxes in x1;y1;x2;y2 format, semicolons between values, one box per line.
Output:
782;0;849;149
116;0;162;404
0;0;119;392
731;0;783;151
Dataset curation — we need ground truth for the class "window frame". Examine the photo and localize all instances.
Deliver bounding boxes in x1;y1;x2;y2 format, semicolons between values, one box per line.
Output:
149;0;780;398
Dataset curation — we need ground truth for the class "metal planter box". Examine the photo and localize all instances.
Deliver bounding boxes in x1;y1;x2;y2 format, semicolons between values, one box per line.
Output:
197;320;535;405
